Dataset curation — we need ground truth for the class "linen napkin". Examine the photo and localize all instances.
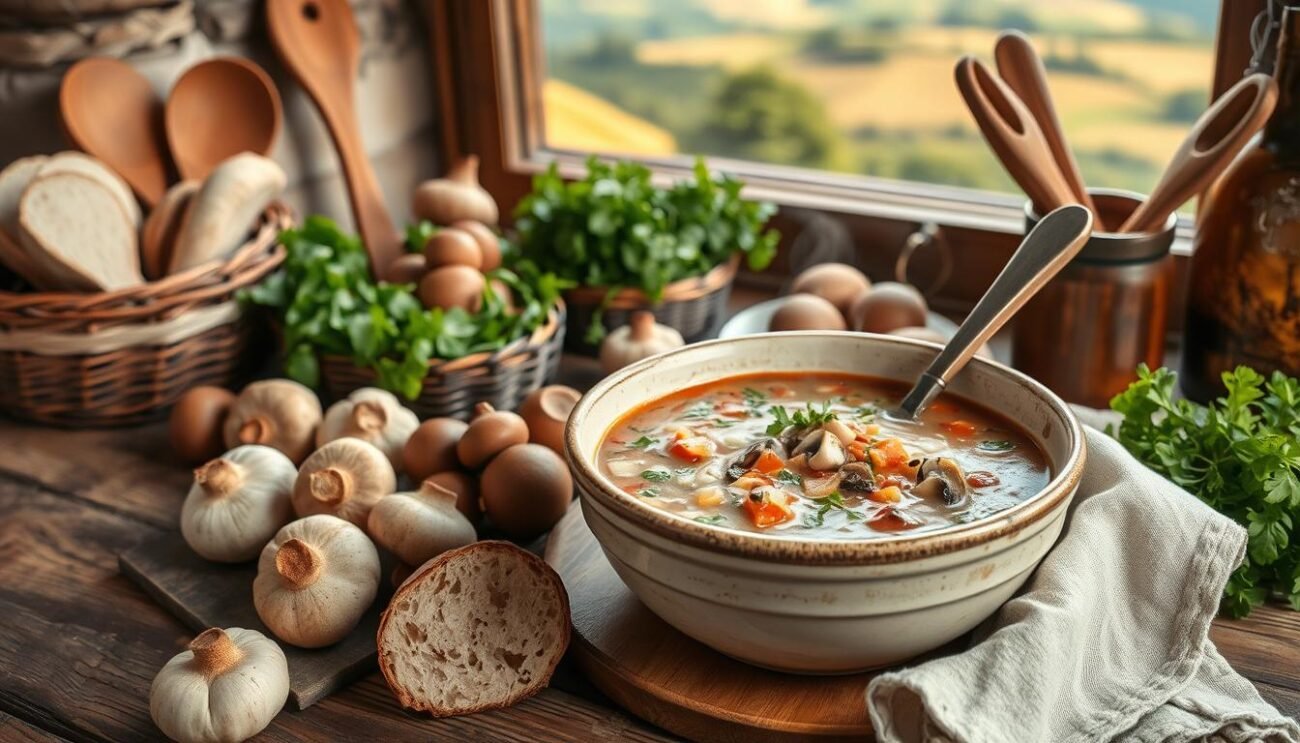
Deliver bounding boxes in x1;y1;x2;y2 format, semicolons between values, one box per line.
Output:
866;423;1300;743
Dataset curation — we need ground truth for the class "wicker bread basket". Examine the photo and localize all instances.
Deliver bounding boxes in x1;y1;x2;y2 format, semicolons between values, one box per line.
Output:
563;255;738;355
318;301;566;420
0;204;291;427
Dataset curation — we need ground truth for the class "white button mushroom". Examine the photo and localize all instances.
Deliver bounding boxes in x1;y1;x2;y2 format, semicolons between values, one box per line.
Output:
149;627;289;743
316;388;419;472
291;438;396;528
181;445;297;563
367;480;478;567
253;515;381;648
222;379;322;465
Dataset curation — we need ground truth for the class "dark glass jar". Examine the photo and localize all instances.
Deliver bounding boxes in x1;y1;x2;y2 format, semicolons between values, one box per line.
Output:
1014;190;1176;408
1182;7;1300;401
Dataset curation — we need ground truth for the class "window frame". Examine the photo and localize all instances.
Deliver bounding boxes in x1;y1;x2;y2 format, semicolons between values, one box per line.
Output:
428;0;1264;323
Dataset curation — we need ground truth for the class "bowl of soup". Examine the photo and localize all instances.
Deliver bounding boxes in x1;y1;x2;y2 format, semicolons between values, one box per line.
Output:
564;331;1085;674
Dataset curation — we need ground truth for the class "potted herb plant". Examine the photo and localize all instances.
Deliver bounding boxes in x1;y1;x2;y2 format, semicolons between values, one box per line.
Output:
512;157;779;353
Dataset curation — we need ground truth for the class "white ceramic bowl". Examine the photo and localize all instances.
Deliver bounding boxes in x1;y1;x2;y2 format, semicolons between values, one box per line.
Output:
565;332;1085;674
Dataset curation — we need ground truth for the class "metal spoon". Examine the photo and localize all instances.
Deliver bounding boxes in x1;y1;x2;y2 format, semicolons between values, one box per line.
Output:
893;204;1093;420
166;56;283;181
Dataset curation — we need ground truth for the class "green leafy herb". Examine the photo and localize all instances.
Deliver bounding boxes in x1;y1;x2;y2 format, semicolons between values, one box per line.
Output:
765;403;838;437
628;435;658;450
641;468;672;483
743;387;768;413
977;440;1016;452
802;490;862;527
244;216;566;400
855;404;879;420
681;401;714;420
1110;364;1300;617
513;156;779;338
674;467;698;477
694;514;727;525
637;487;660;498
774;469;803;486
405;220;436;252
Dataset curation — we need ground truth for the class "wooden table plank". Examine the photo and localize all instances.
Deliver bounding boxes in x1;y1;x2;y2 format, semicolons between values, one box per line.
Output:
0;712;68;743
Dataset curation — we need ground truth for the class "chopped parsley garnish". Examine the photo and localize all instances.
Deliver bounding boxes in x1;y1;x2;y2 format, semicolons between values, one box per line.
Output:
977;440;1016;452
855;404;879;420
674;466;698;477
802;490;863;527
637;486;660;498
628;435;658;450
774;469;803;486
743;387;768;412
640;468;672;482
694;514;727;525
765;403;838;437
681;401;713;420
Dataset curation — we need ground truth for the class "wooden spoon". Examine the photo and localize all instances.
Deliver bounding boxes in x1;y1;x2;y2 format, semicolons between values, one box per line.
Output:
994;31;1097;217
265;0;402;278
1120;73;1278;233
166;57;283;181
59;57;170;208
954;56;1076;215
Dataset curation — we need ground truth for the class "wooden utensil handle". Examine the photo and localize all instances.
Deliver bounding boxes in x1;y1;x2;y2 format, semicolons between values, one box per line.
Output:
316;95;402;276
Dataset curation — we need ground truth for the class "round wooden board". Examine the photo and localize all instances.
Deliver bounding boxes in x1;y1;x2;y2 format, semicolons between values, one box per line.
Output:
544;501;877;742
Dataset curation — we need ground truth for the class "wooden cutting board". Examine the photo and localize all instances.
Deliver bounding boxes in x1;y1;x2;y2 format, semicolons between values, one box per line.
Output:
120;530;388;709
543;502;881;742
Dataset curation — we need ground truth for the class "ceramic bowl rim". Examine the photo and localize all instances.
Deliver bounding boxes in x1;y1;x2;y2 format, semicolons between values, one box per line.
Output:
565;331;1086;567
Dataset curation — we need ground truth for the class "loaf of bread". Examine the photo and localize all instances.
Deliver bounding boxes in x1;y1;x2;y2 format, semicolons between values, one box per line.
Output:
170;153;285;274
18;171;142;291
377;541;571;717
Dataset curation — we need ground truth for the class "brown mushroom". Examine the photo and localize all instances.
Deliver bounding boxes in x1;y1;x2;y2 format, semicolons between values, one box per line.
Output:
169;386;236;464
518;385;582;456
402;418;468;482
424;228;483;270
912;457;969;506
418;265;485;312
480;443;573;539
456;402;529;469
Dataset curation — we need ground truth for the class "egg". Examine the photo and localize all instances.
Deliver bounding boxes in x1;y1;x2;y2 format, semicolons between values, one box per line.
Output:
456;402;529;469
168;386;236;464
451;220;502;271
769;293;847;332
519;385;581;456
402;417;468;482
385;253;427;284
480;443;573;539
424;470;482;524
419;265;486;312
424;228;483;269
849;282;927;334
790;263;871;317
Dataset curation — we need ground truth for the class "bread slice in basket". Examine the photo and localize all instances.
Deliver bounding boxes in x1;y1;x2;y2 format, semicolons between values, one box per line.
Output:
378;541;571;717
18;171;143;291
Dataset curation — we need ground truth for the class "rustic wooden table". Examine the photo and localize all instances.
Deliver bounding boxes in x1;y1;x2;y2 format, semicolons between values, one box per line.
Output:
2;335;1299;741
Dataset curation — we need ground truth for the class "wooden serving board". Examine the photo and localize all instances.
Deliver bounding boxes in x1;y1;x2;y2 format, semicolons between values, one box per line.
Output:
120;530;388;710
544;502;879;742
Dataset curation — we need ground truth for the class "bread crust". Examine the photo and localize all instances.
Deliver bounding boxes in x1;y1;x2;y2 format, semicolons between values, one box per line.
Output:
377;540;572;717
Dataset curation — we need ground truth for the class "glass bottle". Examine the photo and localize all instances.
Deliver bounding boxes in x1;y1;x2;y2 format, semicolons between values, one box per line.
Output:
1182;7;1300;401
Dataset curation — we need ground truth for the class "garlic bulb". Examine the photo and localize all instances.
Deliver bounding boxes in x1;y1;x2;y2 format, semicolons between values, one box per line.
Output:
599;311;685;374
253;515;380;648
223;379;322;465
292;438;396;528
150;627;289;743
316;388;419;471
181;445;297;563
367;480;477;566
410;156;499;226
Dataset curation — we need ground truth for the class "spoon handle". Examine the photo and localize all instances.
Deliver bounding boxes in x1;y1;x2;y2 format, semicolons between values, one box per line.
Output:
897;204;1093;418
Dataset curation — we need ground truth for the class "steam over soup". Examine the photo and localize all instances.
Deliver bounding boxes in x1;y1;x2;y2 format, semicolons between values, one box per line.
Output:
598;373;1049;538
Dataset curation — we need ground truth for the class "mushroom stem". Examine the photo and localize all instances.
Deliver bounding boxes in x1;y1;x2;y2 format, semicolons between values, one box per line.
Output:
193;459;242;497
309;467;352;505
629;311;656;341
351;401;388;433
473;402;495;418
237;417;269;445
417;480;460;506
275;538;323;589
189;628;243;677
447;155;480;185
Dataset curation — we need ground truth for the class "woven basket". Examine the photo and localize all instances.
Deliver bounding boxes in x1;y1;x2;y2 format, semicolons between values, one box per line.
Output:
318;302;567;420
563;255;738;355
0;204;291;427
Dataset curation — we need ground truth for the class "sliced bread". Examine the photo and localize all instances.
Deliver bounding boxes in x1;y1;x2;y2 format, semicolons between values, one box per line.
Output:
170;153;286;274
140;180;199;281
377;541;571;717
18;172;143;291
0;155;55;287
37;151;142;228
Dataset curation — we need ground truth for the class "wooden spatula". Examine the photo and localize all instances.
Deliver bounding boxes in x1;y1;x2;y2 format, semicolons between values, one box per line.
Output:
994;31;1097;217
1120;73;1278;233
265;0;402;278
954;56;1076;215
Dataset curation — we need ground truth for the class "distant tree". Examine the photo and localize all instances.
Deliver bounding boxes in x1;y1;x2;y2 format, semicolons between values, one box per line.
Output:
897;152;986;188
995;8;1038;32
937;2;980;28
692;66;843;170
584;32;636;66
1162;89;1205;123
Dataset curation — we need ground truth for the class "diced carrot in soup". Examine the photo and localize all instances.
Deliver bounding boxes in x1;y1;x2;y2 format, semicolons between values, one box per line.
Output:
869;439;910;474
743;489;793;528
942;420;978;437
753;449;784;474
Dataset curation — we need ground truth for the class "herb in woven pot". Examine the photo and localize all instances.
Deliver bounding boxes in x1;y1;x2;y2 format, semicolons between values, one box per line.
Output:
244;216;568;400
1109;364;1300;617
512;156;779;341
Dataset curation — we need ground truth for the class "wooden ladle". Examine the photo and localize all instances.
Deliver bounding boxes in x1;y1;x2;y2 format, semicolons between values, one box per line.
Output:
994;31;1097;217
59;57;170;207
955;56;1076;215
1120;73;1278;233
266;0;402;278
166;57;283;181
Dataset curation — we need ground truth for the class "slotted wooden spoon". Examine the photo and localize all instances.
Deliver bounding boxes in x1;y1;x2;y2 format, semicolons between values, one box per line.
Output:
955;55;1077;215
60;57;170;207
265;0;402;277
1120;73;1278;233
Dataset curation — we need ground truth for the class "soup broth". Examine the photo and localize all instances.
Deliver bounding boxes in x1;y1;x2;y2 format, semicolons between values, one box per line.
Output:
598;373;1049;539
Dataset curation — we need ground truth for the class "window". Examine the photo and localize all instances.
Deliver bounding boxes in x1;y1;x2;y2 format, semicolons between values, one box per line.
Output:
537;1;1220;202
